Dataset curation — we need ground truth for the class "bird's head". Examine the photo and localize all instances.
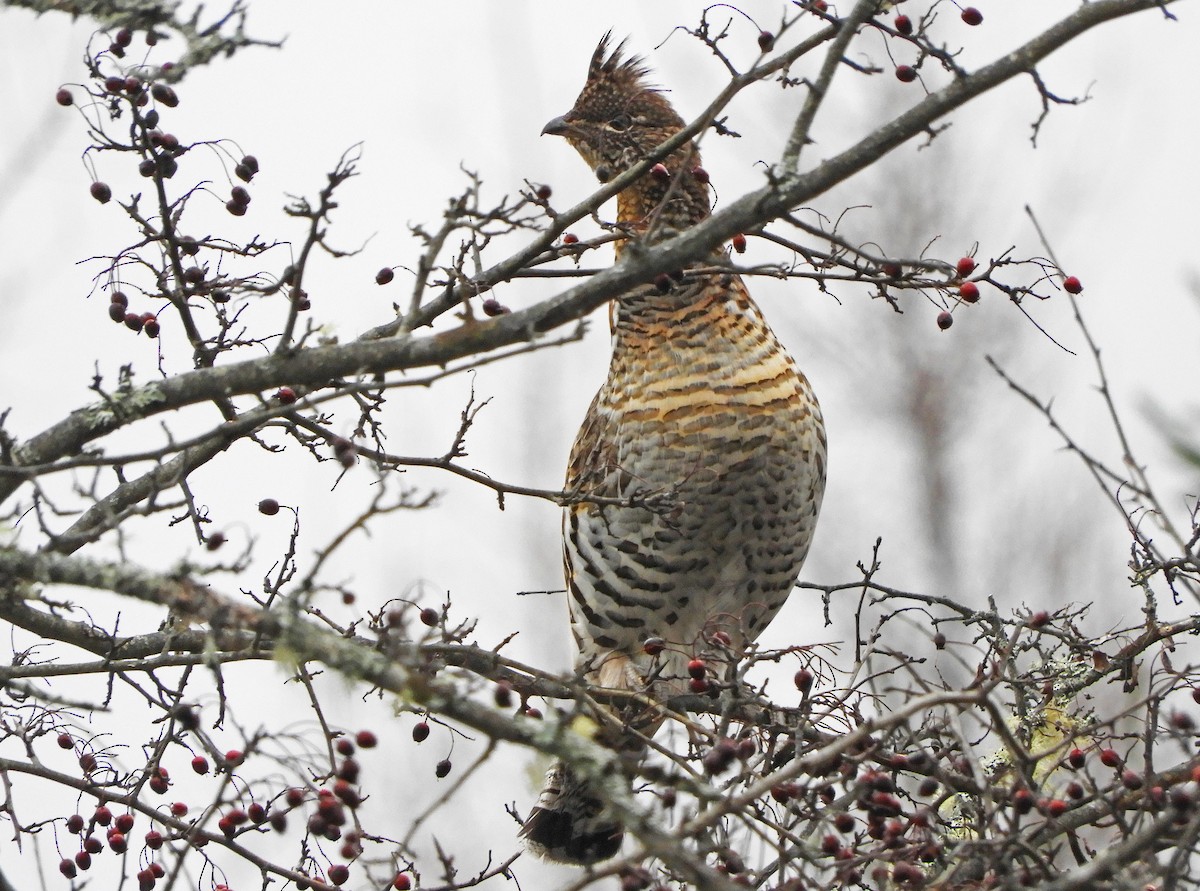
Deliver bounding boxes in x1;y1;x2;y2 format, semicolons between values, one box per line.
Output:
543;33;710;232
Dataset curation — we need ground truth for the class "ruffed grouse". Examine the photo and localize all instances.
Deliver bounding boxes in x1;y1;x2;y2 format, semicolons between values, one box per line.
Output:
521;34;827;864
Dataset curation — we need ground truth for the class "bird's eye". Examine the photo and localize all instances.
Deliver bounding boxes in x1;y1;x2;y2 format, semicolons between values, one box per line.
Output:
608;114;633;132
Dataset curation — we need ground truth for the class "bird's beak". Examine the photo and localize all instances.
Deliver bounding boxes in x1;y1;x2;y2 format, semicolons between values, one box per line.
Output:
542;115;571;136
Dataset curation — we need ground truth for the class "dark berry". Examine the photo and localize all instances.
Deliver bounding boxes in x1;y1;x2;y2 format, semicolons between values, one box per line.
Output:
150;83;179;107
90;182;113;204
226;200;246;217
191;755;209;774
275;387;297;405
258;498;280;515
731;233;747;253
74;851;92;870
435;759;452;778
1063;275;1083;294
896;65;918;83
895;14;913;34
241;155;259;174
961;7;983;26
936;311;953;330
56;88;74;106
355;730;377;749
535;184;552;200
67;814;85;833
144;318;160;338
375;267;395;285
642;637;665;656
757;30;775;52
412;722;430;743
561;233;578;245
794;669;814;693
419;607;439;627
328;865;350;885
650;163;670;182
60;859;78;879
482;298;509;316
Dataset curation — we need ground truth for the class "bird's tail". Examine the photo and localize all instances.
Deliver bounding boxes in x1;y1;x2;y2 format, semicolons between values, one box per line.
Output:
519;758;625;864
520;650;671;864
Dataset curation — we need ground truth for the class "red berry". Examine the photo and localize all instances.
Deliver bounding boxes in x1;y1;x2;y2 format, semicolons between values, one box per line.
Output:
650;163;670;182
687;659;707;679
894;14;913;34
375;267;395;285
90;181;113;204
108;831;127;852
56;88;74;106
882;261;902;278
691;166;710;184
150;83;179;107
936;311;953;330
145;830;163;849
84;835;103;853
1068;748;1086;769
419;607;439;626
67;814;85;834
355;730;377;749
794;668;814;693
1063;275;1083;294
1029;610;1050;628
275;387;297;405
834;812;855;832
1012;789;1034;813
115;813;134;833
412;722;430;743
561;233;578;245
328;865;350;885
1121;769;1144;790
258;498;280;515
956;256;977;277
821;833;840;854
144;318;161;338
248;802;267;824
74;851;92;870
224;749;243;766
958;282;980;303
285;788;305;807
757;31;775;52
169;802;188;817
481;298;509;316
896;65;918;83
961;7;983;26
731;233;747;254
104;75;124;93
688;677;710;694
1099;748;1121;768
643;637;665;656
94;805;112;826
59;859;78;879
114;27;133;47
57;732;73;749
1046;798;1068;817
336;738;355;757
393;875;412;891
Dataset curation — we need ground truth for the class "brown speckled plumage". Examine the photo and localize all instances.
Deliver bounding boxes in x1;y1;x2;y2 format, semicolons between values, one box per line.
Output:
521;34;827;865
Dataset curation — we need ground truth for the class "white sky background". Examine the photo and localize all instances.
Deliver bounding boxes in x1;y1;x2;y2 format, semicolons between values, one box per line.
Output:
1;1;1198;887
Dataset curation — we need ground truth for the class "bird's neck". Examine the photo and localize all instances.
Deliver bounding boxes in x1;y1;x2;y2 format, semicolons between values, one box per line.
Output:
612;156;713;260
